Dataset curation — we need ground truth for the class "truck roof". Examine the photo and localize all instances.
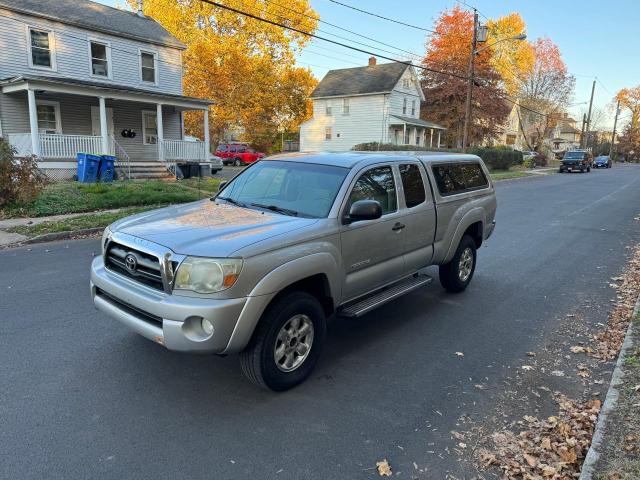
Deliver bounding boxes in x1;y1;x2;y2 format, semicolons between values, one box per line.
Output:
268;151;483;169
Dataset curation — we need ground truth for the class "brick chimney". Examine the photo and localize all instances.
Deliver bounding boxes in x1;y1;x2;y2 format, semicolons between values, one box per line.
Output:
136;0;144;17
368;56;377;66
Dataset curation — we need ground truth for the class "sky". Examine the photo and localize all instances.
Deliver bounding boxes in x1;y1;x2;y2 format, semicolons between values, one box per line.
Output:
95;0;640;129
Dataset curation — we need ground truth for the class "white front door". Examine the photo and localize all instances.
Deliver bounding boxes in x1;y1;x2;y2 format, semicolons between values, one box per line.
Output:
91;106;115;154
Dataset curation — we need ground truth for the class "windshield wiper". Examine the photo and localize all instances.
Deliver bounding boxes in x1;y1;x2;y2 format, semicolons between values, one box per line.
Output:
215;196;246;207
249;203;299;217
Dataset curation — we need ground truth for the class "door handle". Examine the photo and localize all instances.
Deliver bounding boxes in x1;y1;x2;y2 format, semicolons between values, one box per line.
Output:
392;222;406;232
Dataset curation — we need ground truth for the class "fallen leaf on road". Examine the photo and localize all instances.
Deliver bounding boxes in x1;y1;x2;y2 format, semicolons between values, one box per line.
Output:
522;365;534;371
376;459;392;477
566;314;576;317
526;351;536;357
551;370;565;377
454;352;464;357
570;346;586;353
632;385;640;392
541;437;551;450
523;453;537;467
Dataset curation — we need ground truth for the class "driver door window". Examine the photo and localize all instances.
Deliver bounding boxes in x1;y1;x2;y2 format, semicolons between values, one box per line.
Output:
347;166;397;215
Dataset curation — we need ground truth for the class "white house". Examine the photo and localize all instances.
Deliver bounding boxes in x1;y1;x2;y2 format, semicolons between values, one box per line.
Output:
0;0;213;179
300;58;445;152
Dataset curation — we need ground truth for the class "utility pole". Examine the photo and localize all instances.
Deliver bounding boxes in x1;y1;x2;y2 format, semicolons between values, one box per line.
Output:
583;80;596;150
580;113;587;148
609;100;620;159
462;9;478;152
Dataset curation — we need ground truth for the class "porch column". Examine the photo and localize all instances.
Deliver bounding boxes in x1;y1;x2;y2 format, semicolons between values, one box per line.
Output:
403;123;407;145
430;129;434;148
98;96;109;154
437;130;441;148
203;107;210;160
27;89;40;157
156;103;164;161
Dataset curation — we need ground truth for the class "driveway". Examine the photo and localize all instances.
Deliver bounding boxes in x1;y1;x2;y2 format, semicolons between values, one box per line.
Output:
1;166;639;479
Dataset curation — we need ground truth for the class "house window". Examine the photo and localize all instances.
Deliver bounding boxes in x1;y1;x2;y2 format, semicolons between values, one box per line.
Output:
142;111;158;144
411;100;416;116
325;127;332;140
90;40;111;78
403;98;407;115
140;50;157;84
28;27;55;69
325;102;332;116
402;78;409;88
416;129;420;145
36;101;61;134
342;98;350;114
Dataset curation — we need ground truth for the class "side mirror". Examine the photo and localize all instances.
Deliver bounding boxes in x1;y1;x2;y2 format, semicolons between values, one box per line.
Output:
218;181;227;191
344;200;382;224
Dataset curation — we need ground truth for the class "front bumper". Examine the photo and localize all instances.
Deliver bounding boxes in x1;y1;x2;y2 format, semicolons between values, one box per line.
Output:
91;256;247;354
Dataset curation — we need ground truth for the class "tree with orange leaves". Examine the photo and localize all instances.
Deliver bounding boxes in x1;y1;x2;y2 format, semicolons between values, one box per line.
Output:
420;6;509;148
127;0;318;151
616;86;640;129
517;37;575;151
486;13;534;96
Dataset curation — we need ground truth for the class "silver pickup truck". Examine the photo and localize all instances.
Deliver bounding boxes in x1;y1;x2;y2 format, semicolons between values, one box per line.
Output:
91;153;497;390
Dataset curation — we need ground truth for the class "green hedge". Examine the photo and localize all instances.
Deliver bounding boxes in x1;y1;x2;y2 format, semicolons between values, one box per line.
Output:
351;143;523;170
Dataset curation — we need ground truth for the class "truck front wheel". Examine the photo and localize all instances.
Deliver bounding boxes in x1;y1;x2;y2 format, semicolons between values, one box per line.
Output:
439;235;477;293
240;291;326;391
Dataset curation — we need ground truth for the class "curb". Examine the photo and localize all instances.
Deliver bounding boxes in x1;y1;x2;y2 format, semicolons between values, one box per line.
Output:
579;293;640;479
1;227;104;249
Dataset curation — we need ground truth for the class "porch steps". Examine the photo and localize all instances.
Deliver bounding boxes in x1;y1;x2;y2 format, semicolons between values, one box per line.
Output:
117;162;175;181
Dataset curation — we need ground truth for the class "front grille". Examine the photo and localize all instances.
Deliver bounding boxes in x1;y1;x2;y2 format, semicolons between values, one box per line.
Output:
105;241;164;291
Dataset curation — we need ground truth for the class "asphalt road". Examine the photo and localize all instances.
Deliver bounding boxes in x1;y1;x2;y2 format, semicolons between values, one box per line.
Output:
2;166;640;479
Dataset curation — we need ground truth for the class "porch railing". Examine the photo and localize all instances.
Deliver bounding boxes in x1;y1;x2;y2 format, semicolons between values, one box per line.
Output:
7;133;103;159
162;139;207;161
110;134;131;180
40;134;102;158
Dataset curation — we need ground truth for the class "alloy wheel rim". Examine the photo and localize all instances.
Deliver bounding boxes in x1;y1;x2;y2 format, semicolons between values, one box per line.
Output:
458;247;474;282
274;314;314;372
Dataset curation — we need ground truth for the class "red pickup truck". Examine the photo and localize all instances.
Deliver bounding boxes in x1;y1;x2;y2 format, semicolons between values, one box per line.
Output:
215;143;265;166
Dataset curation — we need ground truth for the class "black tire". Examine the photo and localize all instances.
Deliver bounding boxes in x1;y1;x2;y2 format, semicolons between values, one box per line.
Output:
439;235;477;293
233;158;243;167
240;291;326;391
558;169;563;173
587;166;591;172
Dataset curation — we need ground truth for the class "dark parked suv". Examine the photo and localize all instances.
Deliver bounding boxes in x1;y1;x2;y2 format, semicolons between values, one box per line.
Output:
559;150;592;173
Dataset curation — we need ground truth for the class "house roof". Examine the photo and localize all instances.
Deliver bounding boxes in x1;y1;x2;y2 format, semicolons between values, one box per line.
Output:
389;115;445;130
0;74;212;106
559;125;580;134
310;62;409;98
0;0;185;49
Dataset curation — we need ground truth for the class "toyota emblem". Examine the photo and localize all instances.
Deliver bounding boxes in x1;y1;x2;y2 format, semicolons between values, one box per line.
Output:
124;253;138;273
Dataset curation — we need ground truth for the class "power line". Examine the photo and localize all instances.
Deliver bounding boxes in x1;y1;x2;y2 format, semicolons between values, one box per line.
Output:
327;0;436;33
264;0;425;62
200;0;470;80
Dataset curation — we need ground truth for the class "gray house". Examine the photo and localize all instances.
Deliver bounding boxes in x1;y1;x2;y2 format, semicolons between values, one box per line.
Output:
0;0;212;179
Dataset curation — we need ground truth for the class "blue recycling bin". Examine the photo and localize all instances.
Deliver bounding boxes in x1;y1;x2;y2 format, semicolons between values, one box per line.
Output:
76;153;101;183
99;155;116;182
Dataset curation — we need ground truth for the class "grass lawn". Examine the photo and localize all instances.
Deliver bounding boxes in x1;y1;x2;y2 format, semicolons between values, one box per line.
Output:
6;206;158;237
490;169;534;181
1;179;221;218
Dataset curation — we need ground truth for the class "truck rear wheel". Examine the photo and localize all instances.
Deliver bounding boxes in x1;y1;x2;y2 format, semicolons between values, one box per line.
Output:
240;291;326;391
439;235;477;293
233;158;243;167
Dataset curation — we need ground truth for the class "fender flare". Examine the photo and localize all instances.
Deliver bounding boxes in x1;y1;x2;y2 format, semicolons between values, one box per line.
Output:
222;252;341;353
442;208;485;264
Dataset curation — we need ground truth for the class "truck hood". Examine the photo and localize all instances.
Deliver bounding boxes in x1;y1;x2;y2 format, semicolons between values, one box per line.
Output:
111;200;318;257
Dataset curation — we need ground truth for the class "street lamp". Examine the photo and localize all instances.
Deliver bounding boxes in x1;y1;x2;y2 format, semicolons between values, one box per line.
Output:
462;12;527;151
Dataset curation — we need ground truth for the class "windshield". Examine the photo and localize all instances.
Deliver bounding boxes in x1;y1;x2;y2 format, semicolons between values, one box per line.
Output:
596;156;608;161
217;160;349;218
563;151;585;159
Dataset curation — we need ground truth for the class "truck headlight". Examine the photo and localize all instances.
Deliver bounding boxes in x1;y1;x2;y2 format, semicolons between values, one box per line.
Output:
101;226;112;255
174;257;243;294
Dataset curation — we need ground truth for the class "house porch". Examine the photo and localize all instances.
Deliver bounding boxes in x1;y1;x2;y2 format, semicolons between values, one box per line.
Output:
1;75;212;179
388;115;445;149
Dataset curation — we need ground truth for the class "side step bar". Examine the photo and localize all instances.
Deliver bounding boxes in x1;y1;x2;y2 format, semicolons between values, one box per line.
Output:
338;274;433;318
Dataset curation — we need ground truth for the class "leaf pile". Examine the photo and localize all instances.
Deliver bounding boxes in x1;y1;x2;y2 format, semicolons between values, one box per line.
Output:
475;396;601;479
590;245;640;360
